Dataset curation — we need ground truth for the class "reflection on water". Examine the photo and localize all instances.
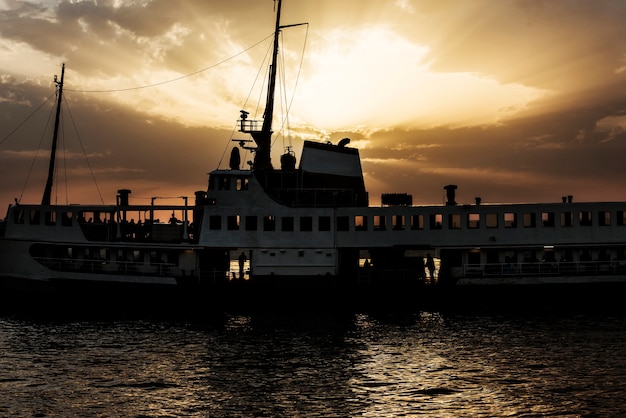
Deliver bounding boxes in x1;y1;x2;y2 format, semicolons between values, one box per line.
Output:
1;310;625;417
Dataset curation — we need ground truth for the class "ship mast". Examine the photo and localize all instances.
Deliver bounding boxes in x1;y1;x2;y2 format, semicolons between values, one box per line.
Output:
239;0;283;170
41;63;65;205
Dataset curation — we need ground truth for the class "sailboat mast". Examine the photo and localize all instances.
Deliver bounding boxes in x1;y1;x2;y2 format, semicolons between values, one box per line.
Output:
41;63;65;205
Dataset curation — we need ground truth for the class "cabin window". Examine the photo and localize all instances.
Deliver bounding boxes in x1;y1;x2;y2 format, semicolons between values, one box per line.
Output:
523;212;536;228
430;214;443;230
373;215;386;231
336;216;349;231
245;216;257;231
209;215;221;230
61;211;73;226
392;215;404;230
467;250;481;265
300;216;313;232
227;215;240;230
598;211;611;226
579;211;592;226
410;214;424;230
319;216;331;231
355;216;367;231
219;176;230;191
44;211;56;226
618;211;626;226
282;217;294;231
236;177;249;191
485;213;498;228
504;213;517;228
13;209;25;224
468;213;480;229
448;214;461;229
29;210;41;225
542;212;555;227
561;211;573;227
263;215;276;231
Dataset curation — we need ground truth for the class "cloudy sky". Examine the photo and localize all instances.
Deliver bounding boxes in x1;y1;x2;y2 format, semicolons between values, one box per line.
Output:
1;0;626;210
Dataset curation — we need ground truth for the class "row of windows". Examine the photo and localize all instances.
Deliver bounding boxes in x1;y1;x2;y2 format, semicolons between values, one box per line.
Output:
15;208;626;231
210;209;626;232
13;209;73;226
210;215;333;232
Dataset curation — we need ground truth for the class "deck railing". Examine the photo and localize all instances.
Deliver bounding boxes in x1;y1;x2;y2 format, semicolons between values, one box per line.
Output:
463;260;625;278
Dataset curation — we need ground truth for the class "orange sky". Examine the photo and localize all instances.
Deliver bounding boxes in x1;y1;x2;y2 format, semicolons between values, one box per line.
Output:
1;0;626;211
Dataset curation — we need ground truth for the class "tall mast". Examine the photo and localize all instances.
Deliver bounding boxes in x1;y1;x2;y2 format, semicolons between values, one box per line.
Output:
239;0;282;170
262;0;282;135
41;63;65;205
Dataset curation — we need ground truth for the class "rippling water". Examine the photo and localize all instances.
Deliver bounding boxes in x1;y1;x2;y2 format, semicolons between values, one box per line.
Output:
1;307;625;417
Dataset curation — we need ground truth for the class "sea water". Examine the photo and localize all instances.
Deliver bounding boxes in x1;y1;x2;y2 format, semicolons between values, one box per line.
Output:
1;307;625;417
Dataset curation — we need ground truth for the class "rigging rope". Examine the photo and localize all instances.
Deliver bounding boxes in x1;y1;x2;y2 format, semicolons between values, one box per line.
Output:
18;98;57;204
64;96;105;204
0;93;55;147
65;33;274;94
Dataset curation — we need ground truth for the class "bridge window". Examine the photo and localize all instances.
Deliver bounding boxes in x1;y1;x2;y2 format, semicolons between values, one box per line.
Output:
45;211;56;226
29;210;41;225
392;215;404;230
598;211;611;226
355;216;367;231
245;216;257;231
219;176;230;191
227;215;240;230
373;215;386;231
579;211;592;226
263;215;276;231
486;213;498;228
542;212;555;227
236;177;249;191
336;216;349;231
618;211;626;226
319;216;331;231
61;211;73;227
468;213;480;229
410;214;424;230
430;214;443;230
448;214;461;229
300;216;313;232
282;216;294;231
504;212;517;228
561;211;573;227
523;212;536;227
13;209;25;224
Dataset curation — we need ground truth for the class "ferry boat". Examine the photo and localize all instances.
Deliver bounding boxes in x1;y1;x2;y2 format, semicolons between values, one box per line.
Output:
2;0;626;309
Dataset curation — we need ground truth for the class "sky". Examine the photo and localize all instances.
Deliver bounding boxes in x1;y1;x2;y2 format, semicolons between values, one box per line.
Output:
1;0;626;211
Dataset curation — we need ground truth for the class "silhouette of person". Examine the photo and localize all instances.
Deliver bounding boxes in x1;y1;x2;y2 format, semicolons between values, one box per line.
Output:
238;252;247;280
426;254;436;282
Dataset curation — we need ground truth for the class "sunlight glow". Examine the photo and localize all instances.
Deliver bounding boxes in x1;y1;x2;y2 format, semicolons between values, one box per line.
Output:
292;27;548;132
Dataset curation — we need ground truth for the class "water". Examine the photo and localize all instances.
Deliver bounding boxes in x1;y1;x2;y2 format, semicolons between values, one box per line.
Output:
1;308;625;417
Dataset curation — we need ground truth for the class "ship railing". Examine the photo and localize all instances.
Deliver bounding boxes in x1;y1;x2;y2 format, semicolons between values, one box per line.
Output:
33;256;177;276
238;119;262;133
463;260;622;278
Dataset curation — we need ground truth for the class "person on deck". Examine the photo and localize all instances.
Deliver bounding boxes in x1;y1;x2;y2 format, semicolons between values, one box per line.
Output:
238;252;247;280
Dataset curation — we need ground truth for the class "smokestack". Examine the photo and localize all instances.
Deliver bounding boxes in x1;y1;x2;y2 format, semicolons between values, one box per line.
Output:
444;184;457;206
